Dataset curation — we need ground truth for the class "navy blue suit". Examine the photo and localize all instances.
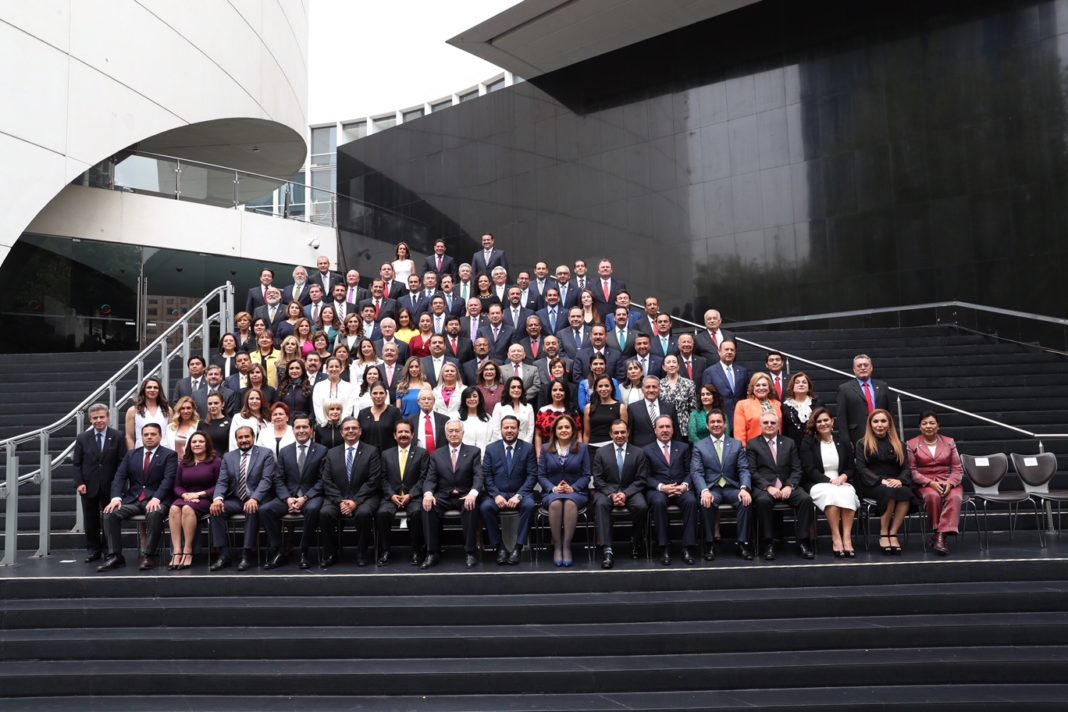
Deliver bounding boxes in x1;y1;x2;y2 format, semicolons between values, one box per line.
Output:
211;445;277;552
690;436;752;545
424;254;457;278
480;439;538;548
103;445;178;558
591;442;650;547
571;348;621;386
644;440;697;548
535;306;566;337
73;426;127;556
701;362;748;419
259;440;328;555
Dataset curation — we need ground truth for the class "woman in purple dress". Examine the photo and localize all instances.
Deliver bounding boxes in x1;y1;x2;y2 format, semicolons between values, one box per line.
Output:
167;431;222;570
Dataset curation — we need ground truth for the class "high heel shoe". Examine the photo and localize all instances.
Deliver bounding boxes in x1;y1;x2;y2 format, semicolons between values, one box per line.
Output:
167;554;181;570
845;548;856;558
561;547;573;567
179;552;193;570
553;547;564;567
833;549;844;558
889;536;902;555
879;533;892;555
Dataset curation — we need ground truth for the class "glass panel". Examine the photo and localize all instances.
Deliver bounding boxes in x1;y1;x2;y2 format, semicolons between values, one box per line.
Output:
114;154;178;196
311;126;336;166
486;78;506;93
341;121;367;143
430;99;452;113
458;90;479;102
402;108;424;122
373;114;397;131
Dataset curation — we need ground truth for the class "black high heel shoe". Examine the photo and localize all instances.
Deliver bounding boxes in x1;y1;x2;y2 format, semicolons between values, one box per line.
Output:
889;536;902;555
879;533;893;555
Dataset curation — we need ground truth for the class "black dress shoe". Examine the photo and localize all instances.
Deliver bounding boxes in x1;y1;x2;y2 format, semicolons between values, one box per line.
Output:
84;552;103;563
495;547;509;565
681;547;695;565
465;553;478;568
237;556;253;571
138;555;155;571
263;552;286;570
763;543;776;561
630;539;643;559
298;554;311;570
659;547;671;565
703;543;716;562
601;548;615;569
210;554;231;571
96;555;125;572
410;551;423;566
737;543;754;561
377;550;391;566
356;554;370;567
507;545;523;566
420;553;440;570
319;554;336;569
799;541;815;560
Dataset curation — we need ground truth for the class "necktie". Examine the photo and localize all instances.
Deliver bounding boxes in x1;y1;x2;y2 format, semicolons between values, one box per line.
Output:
603;280;610;300
313;305;320;322
348;287;357;303
711;330;719;347
559;286;567;305
435;316;443;333
648;400;658;423
616;446;625;473
863;381;875;413
346;446;356;483
685;360;693;379
640;357;648;375
138;450;152;501
514;364;521;378
375;299;381;319
450;337;458;355
384;283;391;298
97;432;104;453
269;307;276;322
775;376;782;400
768;439;783;488
191;378;200;392
451;448;459;470
531;340;539;358
399;448;408;483
506;445;514;471
662;442;671;464
618;330;626;350
437;255;443;271
714;439;727;487
661;337;669;354
461;283;469;300
493;326;500;342
297;444;306;472
237;451;249;500
424;414;436;453
549;309;557;333
726;365;735;391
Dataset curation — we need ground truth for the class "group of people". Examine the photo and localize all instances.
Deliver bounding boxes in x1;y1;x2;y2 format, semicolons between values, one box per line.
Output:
73;237;966;572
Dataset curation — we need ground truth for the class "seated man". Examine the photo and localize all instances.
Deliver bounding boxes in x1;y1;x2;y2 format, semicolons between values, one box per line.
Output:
259;413;327;569
375;420;429;566
592;418;650;568
747;411;814;560
319;417;382;568
421;420;482;570
644;415;697;565
209;425;277;571
480;415;537;566
690;409;753;561
97;423;177;572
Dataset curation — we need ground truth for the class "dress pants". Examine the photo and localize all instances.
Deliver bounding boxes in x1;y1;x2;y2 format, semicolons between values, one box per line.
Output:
103;502;165;557
698;486;751;544
81;490;110;555
375;498;425;555
479;493;537;548
752;487;813;543
209;498;262;552
423;494;480;554
260;496;323;553
647;490;697;547
919;485;963;534
320;497;380;557
592;492;648;547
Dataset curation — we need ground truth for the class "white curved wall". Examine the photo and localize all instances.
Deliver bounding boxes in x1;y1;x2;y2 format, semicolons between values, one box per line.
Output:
0;0;309;267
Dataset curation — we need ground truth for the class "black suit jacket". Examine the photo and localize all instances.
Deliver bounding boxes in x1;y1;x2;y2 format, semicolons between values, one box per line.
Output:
836;379;891;449
110;446;178;505
643;440;691;489
408;411;451;453
592;443;650;498
313;271;344;296
321;441;381;503
425;443;483;496
282;282;313;306
358;297;399;322
252;304;286;333
502;306;535;335
589;278;627;318
746;436;804;491
379;445;429;498
571;348;621;385
799;434;855;489
443;335;474;363
73;427;128;498
693;328;735;362
275;440;328;500
648;333;680;359
419;356;461;388
397;292;429;318
534;306;566;337
627;399;680;447
245;286;270;314
194;386;238;419
675;355;708;383
373;338;410;363
424;254;456;278
556;328;592;359
478;323;516;361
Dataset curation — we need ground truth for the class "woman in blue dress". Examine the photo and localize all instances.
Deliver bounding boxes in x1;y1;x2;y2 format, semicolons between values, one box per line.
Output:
537;414;591;567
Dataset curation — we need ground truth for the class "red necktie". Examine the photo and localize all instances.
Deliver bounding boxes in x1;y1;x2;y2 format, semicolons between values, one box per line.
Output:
685;360;693;379
602;281;610;300
450;337;458;355
437;256;443;271
711;330;719;347
531;340;539;358
375;299;381;319
384;283;391;298
863;382;875;413
139;450;152;501
424;414;436;453
775;376;782;399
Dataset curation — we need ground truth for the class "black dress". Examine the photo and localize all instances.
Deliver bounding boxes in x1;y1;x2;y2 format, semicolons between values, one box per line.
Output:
781;397;821;448
315;421;344;448
357;405;403;453
587;401;623;445
855;437;915;515
197;418;231;455
277;384;313;421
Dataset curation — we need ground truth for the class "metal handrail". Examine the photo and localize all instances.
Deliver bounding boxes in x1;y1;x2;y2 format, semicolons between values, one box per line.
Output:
726;300;1068;329
0;283;234;566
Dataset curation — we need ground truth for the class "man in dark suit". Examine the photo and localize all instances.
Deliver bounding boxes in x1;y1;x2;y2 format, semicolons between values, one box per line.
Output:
244;267;275;314
502;286;535;336
592;419;650;568
627;377;681;447
197;366;238;418
376;420;429;566
253;287;286;333
282;265;313;306
471;232;508;278
556;307;591;359
421;420;483;569
478;304;515;362
480;415;537;565
409;389;450;455
533;335;572;386
628;334;664;381
675;334;707;383
529;261;557;306
571;325;621;385
747;411;814;560
535;287;566;337
328;283;359;323
438;275;465;318
443;317;474;363
516;315;546;363
460;298;486;340
421;334;461;387
318;417;381;567
606;306;638;360
340;269;370;306
690;409;753;561
425;296;451;335
644;416;696;565
313;255;343;296
461;337;496;387
304;284;327;323
701;340;747;418
552;266;580;310
225;352;252;393
424;239;456;278
97;423;177;572
374;318;410;363
590;258;626;319
836;353;891;451
765;351;787;401
649;314;680;359
397;274;429;318
635;295;660;337
378;343;403;401
258;414;326;569
171;355;207;406
73;404;128;562
693;309;734;363
359;280;399;323
378;263;405;301
209;426;277;571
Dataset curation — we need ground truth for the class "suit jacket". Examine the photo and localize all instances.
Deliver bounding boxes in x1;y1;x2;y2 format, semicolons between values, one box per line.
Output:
378;361;404;400
693;328;735;362
471;248;508;278
110;446;178;505
477;323;516;361
553;283;581;311
521;286;544;311
420;355;461;388
373;338;410;364
215;445;277;502
461;356;499;388
627;399;681;447
643;440;691;489
605;328;638;360
628;353;665;381
536;445;591;491
341;286;371;306
571;348;621;386
321;441;381;503
282;282;313;306
379;444;429;498
329;300;359;322
516;336;545;363
460;315;486;340
556;328;592;359
424;254;456;278
358;297;399;322
592;442;649;498
439;293;465;318
648;333;680;359
304;301;328;322
275;440;328;500
534;355;573;385
690;436;750;492
675;355;708;384
482;439;537;498
312;270;344;296
245;286;270;314
424;443;483;496
535;306;567;337
501;361;541;403
442;334;474;363
193;386;238;419
836;379;891;448
252;304;286;332
746;436;804;491
171;376;207;405
397;292;429;318
800;434;855;489
73;426;128;498
408;411;451;453
224;372;250;393
701;362;748;417
502;306;535;335
589;278;627;318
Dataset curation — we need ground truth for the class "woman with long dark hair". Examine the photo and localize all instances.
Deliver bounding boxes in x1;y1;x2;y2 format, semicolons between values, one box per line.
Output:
167;431;221;570
125;377;172;450
537;414;591;566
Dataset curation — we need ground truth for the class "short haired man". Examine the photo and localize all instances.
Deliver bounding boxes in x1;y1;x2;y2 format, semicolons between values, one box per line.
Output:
747;412;813;560
690;409;753;561
836;354;890;451
420;420;483;569
376;420;430;566
73;404;128;563
318;417;382;568
480;415;537;565
592;419;650;568
209;425;277;571
644;415;696;566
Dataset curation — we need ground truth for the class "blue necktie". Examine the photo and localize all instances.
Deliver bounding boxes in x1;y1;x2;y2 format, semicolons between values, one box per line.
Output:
346;447;355;482
96;432;104;453
616;446;625;473
506;445;514;472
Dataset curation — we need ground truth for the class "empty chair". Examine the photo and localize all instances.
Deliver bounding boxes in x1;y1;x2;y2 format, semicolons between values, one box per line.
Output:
961;453;1043;549
1011;452;1067;537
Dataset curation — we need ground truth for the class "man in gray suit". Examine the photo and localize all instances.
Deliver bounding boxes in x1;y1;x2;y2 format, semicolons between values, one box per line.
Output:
171;356;207;404
209;426;277;571
503;344;541;403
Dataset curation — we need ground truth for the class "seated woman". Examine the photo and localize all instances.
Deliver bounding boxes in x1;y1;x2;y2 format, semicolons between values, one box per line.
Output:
196;392;231;455
490;376;535;443
315;399;346;448
276;359;313;418
357;382;402;452
256;401;295;459
781;371;821;448
230;388;269;451
167;396;200;461
577;354;620;411
211;332;240;378
167;431;221;570
407;313;435;359
395;356;430;417
856;408;915;555
800;406;859;557
537;414;591;567
906;411;964;555
689;383;727;444
458;386;493;454
733;372;781;446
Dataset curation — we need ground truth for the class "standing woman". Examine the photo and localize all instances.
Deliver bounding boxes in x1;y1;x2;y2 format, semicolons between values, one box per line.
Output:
578;288;602;326
294;318;316;357
315;400;346;448
312;357;355;426
584;375;626;450
276;359;313;418
476;360;505;415
167;431;221;570
212;333;240;378
312;332;333;362
800;407;858;557
167;396;200;460
242;363;277;405
395;357;430;417
490;376;535;443
392;241;416;284
233;311;255;352
618;359;646;407
856;409;914;555
475;274;500;311
688;383;727;445
316;304;340;347
458;386;493;454
230;388;269;450
256;401;295;459
577;354;620;411
350;338;383;386
537;414;591;566
332;343;353;381
535;379;583;456
196;392;231;455
781;372;820;448
659;354;696;436
355;365;385;413
906;411;964;555
432;362;464;419
394;307;418;343
251;332;281;389
337;314;364;353
125;377;172;450
276;300;305;340
276;336;302;384
357;382;403;453
733;372;781;446
407;313;435;358
537;358;574;409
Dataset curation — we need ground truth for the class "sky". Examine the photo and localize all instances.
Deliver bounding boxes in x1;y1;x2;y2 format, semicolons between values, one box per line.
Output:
307;0;520;125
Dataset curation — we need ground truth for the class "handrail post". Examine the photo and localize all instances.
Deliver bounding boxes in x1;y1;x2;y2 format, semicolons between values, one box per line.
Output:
160;341;170;397
181;321;190;377
896;395;904;437
226;282;234;332
108;383;118;425
1039;440;1045;454
201;303;210;362
174;158;182;201
233;172;240;208
1;443;19;566
33;432;51;558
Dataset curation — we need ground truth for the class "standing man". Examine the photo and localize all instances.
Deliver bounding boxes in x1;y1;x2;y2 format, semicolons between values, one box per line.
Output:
690;409;753;561
701;340;747;417
478;304;515;362
675;334;707;383
304;284;327;323
573;259;589;291
644;416;696;565
376;420;429;566
359;279;399;323
480;416;537;565
591;258;626;318
535;287;565;336
455;263;475;303
571;324;621;385
694;309;733;363
607;306;638;359
209;425;277;571
424;239;456;278
765;351;786;401
171;355;208;404
343;269;370;306
748;412;813;560
73;404;127;563
504;344;541;403
503;286;534;336
837;354;891;451
244;268;274;314
319;417;382;567
649;313;679;359
282;265;312;306
97;423;176;572
420;420;483;569
628;377;680;447
196;365;238;418
330;283;358;323
314;255;343;296
592;419;650;568
471;232;508;278
253;287;286;333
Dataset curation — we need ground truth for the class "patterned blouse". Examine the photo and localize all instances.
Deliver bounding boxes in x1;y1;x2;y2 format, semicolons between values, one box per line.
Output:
659;376;697;435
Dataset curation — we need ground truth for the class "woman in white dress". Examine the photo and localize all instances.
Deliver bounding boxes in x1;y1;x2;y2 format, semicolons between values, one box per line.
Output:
229;388;269;451
799;406;859;558
432;362;464;419
490;377;535;443
256;401;296;459
312;357;356;426
125;377;173;450
458;386;493;454
391;242;416;285
167;396;200;460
